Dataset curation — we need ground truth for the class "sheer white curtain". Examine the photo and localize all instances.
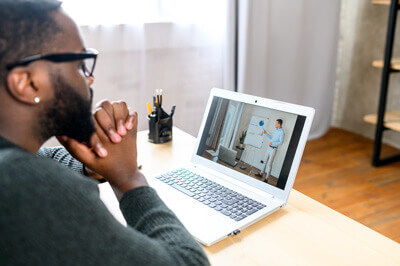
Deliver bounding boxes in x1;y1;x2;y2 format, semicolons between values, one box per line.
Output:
219;102;244;149
50;0;339;146
235;0;341;139
63;0;229;136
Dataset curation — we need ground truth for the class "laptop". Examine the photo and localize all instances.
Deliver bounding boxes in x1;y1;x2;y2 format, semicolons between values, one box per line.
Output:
148;88;315;246
218;145;238;167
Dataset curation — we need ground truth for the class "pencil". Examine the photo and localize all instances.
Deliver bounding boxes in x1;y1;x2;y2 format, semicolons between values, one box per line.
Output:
147;102;152;115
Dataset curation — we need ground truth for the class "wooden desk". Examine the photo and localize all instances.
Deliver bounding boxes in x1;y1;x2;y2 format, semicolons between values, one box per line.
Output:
99;127;400;265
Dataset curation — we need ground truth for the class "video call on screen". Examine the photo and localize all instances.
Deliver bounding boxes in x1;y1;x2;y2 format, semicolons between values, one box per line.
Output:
197;97;306;190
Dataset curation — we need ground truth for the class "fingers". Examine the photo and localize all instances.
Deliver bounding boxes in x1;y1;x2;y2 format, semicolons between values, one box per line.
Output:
132;111;138;131
92;117;111;142
91;100;138;161
89;132;108;158
112;101;129;135
57;135;69;148
125;109;138;131
125;114;134;130
94;100;133;143
95;99;114;116
88;117;114;158
57;136;96;166
94;107;122;143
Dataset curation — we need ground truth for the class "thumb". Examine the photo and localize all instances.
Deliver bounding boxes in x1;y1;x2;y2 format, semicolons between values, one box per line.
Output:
57;136;96;166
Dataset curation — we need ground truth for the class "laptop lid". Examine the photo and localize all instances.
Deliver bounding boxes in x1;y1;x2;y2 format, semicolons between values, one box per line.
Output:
191;88;315;203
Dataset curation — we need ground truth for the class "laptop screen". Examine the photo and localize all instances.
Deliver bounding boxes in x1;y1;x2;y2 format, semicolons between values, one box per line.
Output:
196;96;306;190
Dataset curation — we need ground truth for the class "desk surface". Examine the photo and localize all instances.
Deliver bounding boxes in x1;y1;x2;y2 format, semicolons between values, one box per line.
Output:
99;127;400;266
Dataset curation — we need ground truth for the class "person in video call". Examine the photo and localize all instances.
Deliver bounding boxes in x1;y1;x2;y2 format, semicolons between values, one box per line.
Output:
255;119;285;183
0;0;209;265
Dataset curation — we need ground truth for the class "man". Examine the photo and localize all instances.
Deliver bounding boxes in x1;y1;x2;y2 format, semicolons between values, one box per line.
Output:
255;119;285;183
0;1;209;265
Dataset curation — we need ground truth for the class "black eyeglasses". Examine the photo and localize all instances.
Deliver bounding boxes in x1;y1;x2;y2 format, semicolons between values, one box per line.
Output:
5;48;98;77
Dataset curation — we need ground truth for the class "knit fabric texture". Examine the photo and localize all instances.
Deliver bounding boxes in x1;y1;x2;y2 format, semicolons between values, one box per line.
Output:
0;136;209;265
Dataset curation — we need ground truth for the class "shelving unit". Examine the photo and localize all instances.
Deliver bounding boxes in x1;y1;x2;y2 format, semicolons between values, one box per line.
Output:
372;58;400;70
364;0;400;166
364;111;400;131
372;0;400;5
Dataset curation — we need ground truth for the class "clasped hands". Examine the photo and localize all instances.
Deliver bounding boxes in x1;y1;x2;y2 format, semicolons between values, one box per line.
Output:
57;100;147;194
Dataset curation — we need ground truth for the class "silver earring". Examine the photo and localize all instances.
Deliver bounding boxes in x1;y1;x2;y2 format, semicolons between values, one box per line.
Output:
34;97;40;103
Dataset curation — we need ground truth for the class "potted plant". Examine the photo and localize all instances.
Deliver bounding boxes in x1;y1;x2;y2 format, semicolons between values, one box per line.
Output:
239;130;246;149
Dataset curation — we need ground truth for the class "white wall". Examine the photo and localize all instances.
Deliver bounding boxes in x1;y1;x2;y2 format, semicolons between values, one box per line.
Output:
236;104;297;177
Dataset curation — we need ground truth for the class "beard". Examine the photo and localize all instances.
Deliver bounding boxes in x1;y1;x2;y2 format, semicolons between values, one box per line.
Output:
39;75;95;143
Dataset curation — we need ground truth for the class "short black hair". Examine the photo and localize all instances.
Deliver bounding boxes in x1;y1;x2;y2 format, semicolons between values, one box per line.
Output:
0;0;62;83
277;119;283;126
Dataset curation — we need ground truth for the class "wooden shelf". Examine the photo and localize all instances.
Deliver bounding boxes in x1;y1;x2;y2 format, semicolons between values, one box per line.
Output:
372;0;399;5
364;110;400;132
372;58;400;70
370;0;400;165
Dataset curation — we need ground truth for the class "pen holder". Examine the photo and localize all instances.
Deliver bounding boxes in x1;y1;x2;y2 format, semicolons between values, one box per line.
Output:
148;109;173;144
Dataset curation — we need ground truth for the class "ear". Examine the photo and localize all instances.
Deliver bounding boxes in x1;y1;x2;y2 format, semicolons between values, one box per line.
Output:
6;68;40;105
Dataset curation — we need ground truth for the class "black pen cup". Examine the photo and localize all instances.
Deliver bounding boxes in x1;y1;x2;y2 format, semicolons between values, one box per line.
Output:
147;110;173;144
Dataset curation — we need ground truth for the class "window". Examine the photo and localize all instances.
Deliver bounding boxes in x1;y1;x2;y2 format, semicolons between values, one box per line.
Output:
62;0;226;26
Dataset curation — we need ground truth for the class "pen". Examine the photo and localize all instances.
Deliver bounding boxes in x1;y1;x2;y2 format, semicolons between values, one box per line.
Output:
147;102;152;115
170;105;176;117
157;104;161;121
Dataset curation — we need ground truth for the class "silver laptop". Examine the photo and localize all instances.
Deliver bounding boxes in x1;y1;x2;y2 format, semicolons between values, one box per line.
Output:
218;145;238;167
148;88;315;246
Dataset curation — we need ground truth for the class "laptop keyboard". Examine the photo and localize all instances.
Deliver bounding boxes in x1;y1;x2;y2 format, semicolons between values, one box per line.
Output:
155;168;266;221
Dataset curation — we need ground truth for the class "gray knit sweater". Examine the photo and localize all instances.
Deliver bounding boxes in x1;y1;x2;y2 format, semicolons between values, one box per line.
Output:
0;136;209;265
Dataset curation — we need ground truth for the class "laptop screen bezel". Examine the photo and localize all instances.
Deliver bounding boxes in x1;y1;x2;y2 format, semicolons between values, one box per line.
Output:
191;88;315;202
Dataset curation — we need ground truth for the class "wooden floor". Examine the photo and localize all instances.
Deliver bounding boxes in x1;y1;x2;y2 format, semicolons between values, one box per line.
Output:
202;151;279;186
295;128;400;243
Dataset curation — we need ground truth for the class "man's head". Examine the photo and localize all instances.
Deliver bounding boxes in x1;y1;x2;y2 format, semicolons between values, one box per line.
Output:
0;0;96;146
0;0;62;82
276;119;283;129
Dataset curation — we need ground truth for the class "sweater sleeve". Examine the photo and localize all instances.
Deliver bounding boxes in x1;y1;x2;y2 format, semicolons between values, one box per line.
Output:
37;146;85;176
120;187;210;265
1;152;209;266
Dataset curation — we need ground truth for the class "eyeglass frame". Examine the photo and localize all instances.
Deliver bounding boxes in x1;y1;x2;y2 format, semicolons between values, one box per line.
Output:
5;48;99;77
